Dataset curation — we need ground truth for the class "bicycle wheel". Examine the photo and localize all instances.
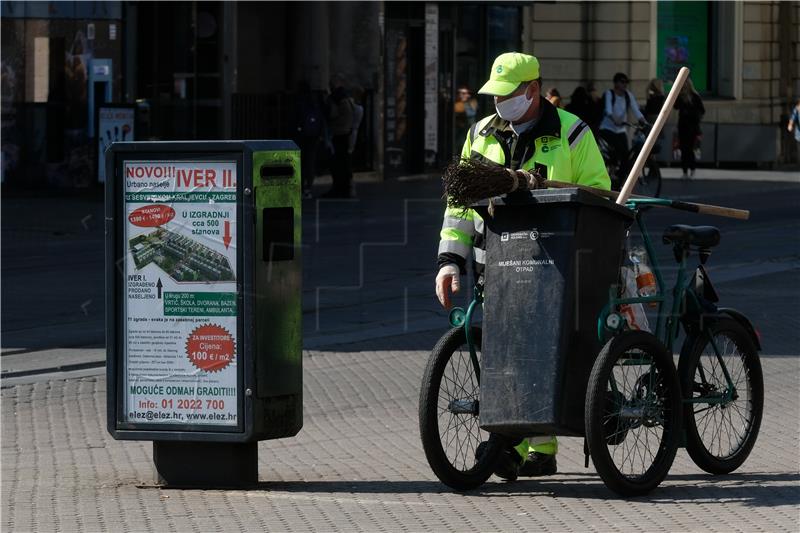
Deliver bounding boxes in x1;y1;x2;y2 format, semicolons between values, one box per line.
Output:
634;161;661;198
679;317;763;474
585;331;682;496
419;326;504;491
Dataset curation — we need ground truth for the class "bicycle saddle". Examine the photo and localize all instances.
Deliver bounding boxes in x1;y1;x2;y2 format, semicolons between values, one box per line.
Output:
662;224;720;248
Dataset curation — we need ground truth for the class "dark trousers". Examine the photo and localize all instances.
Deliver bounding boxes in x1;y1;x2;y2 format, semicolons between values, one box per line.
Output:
600;129;630;183
330;134;352;196
679;132;696;173
299;136;319;192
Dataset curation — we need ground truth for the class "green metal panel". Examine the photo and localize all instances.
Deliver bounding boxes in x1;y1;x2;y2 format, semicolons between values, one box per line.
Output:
253;149;302;402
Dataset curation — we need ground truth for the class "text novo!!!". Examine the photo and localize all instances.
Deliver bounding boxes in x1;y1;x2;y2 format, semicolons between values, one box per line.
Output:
126;166;235;187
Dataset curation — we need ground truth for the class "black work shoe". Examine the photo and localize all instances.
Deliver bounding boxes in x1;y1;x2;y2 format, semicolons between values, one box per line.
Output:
475;441;488;462
493;447;523;481
518;452;557;477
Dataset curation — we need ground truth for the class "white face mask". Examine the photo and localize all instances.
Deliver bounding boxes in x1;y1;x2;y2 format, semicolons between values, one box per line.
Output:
494;88;532;122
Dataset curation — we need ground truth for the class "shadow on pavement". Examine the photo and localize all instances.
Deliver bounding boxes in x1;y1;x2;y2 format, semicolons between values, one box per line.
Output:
253;471;799;507
306;327;446;354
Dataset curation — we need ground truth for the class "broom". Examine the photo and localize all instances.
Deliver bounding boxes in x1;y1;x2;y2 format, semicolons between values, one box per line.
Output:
442;158;543;208
441;158;750;220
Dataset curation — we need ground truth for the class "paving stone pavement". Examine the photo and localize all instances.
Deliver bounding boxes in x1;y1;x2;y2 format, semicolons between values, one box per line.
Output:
2;329;799;532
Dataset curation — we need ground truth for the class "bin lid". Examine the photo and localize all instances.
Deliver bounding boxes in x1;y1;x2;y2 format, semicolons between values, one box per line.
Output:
472;188;633;219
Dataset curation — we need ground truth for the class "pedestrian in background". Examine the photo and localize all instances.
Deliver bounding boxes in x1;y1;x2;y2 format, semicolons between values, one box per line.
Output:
454;85;478;147
644;79;665;124
787;98;800;164
644;79;666;158
674;77;705;179
349;85;365;156
586;82;603;134
564;85;592;125
546;87;562;108
294;80;325;199
325;74;356;198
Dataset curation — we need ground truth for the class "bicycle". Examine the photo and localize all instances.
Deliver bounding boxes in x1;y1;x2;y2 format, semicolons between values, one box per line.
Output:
419;196;763;496
598;122;662;198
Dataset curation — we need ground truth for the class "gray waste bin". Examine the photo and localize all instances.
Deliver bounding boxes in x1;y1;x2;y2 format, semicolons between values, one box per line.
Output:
473;189;632;437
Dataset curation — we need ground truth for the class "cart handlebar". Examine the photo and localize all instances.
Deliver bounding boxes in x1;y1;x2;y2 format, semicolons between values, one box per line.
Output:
626;197;750;220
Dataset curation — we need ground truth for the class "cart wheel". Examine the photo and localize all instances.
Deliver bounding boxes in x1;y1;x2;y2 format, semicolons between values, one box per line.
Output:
419;326;504;491
585;331;682;496
678;317;763;474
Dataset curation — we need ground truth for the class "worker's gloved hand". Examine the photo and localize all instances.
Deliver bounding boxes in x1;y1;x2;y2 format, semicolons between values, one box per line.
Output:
435;264;460;309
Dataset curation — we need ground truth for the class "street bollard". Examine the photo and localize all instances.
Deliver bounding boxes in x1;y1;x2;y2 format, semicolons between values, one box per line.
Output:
105;141;302;488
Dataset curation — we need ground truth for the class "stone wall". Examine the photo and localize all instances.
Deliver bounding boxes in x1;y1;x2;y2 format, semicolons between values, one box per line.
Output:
522;1;799;124
522;2;653;101
521;1;799;162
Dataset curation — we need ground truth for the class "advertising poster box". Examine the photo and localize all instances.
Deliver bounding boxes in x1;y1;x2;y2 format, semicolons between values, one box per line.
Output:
105;141;301;485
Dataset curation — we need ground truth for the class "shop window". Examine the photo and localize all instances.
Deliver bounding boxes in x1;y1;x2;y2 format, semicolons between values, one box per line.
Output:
657;1;739;98
453;4;521;154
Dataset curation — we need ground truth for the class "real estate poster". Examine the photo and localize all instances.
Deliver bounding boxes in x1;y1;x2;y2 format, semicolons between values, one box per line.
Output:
123;160;238;427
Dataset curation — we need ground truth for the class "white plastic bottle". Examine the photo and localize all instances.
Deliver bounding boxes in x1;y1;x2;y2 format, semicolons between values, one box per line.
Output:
619;265;650;331
631;246;657;307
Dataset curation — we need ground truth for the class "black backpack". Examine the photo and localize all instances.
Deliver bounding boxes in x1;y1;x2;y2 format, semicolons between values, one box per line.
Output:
606;89;631;111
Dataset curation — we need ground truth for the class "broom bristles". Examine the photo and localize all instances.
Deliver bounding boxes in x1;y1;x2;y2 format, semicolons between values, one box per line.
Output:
442;159;540;208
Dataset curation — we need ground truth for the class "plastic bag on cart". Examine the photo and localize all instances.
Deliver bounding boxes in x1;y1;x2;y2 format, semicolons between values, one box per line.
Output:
619;265;651;332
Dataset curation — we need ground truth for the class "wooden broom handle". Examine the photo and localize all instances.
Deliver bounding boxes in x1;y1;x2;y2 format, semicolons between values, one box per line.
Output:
540;180;750;220
616;67;690;205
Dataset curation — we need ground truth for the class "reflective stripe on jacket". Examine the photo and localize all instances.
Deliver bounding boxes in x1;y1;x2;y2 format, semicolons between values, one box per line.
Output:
437;97;610;275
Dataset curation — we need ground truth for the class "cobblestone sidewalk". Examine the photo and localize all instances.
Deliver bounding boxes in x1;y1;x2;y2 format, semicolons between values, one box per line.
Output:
2;331;799;532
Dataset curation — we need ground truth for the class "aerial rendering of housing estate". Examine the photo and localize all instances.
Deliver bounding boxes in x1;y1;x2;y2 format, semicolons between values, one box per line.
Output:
129;228;235;282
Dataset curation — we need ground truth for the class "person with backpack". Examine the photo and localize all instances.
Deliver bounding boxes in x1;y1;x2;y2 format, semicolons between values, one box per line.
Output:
294;80;325;199
325;74;356;198
599;72;647;184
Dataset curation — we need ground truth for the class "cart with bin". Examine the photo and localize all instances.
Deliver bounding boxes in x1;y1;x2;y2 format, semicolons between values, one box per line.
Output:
418;188;763;497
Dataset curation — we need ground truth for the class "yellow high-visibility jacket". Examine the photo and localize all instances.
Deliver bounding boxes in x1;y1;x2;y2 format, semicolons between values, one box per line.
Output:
438;97;610;275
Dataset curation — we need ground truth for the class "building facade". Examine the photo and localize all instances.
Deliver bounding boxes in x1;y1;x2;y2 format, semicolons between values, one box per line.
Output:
2;1;798;190
1;1;124;188
522;1;800;165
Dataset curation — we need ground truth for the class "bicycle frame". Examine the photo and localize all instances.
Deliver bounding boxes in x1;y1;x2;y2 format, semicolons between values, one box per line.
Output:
448;197;739;404
449;285;484;383
598;199;675;348
597;198;738;405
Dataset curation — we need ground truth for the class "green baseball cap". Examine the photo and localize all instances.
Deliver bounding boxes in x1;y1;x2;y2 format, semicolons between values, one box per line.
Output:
478;53;540;96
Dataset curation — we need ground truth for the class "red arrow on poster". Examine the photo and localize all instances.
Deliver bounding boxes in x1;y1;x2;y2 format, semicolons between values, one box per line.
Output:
223;220;232;249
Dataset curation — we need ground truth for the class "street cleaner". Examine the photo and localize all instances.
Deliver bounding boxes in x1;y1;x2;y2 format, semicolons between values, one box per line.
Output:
434;52;610;480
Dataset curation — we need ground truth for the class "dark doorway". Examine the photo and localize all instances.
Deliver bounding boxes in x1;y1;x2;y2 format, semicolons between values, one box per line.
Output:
384;3;427;177
134;2;222;140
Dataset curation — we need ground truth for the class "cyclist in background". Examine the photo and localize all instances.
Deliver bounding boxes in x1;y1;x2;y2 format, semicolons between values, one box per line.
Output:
599;72;647;183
